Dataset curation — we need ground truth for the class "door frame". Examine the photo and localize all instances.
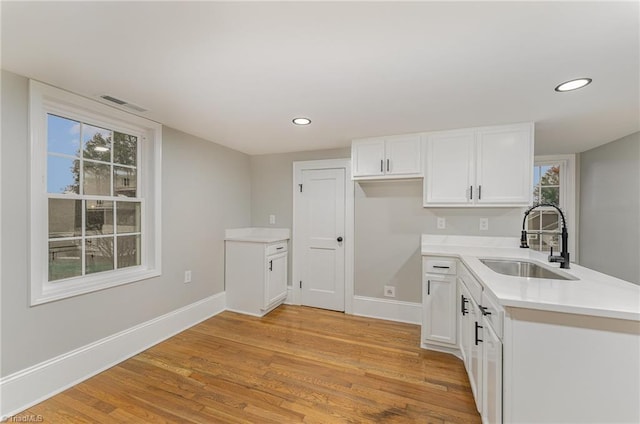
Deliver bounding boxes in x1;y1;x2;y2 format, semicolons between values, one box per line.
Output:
291;159;354;313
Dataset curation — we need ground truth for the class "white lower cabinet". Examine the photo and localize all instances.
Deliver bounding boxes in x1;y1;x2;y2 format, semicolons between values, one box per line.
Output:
481;317;502;424
225;239;288;317
422;257;458;352
265;251;287;310
456;263;503;423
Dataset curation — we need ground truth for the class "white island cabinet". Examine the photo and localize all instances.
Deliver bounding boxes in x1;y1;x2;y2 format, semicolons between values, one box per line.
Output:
225;228;290;317
421;234;640;424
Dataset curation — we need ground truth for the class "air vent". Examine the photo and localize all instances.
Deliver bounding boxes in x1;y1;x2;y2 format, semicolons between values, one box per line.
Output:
99;95;148;112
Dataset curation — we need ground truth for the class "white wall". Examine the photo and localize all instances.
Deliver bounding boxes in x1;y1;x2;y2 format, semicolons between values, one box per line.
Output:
0;70;252;376
579;131;640;284
355;181;523;301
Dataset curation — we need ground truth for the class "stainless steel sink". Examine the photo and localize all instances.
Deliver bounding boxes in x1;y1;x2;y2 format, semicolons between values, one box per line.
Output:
479;258;578;281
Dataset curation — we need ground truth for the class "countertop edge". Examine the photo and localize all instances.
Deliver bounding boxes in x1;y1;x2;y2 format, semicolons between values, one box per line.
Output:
421;244;640;322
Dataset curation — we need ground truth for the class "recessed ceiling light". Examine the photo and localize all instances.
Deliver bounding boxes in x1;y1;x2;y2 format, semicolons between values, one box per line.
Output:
292;117;311;125
554;78;592;92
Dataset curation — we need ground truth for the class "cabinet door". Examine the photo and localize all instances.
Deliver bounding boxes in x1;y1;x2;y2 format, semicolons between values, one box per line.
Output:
476;124;533;205
265;252;287;309
351;139;385;177
458;280;472;366
469;297;483;413
482;321;502;424
423;274;457;345
424;131;475;205
385;135;422;176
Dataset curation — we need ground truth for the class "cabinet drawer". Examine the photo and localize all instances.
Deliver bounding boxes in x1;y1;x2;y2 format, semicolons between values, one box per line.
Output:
458;263;482;304
424;258;457;275
266;242;288;256
480;290;503;339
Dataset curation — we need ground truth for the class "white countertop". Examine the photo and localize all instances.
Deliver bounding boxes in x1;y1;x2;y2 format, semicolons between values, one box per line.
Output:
225;227;290;243
421;235;640;321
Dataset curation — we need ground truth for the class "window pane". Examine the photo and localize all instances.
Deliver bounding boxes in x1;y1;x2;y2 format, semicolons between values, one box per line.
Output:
86;200;114;235
114;166;137;197
117;202;141;234
49;239;82;281
541;211;560;232
527;211;541;231
533;186;540;204
114;132;137;166
48;155;79;194
82;124;112;162
533;166;541;186
49;199;82;238
47;115;80;156
540;165;560;186
86;237;114;274
540;187;559;204
117;235;140;269
540;233;559;252
527;233;540;250
83;161;111;196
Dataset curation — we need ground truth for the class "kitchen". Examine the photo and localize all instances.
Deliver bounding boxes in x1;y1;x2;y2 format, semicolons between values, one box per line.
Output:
1;1;639;423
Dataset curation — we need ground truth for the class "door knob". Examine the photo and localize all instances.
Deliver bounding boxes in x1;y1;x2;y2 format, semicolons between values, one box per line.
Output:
337;237;343;242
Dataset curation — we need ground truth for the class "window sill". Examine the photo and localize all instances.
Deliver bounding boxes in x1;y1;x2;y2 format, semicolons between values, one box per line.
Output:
31;267;161;306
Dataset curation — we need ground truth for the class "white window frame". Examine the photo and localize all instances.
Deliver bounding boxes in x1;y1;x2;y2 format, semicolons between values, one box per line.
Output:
533;155;576;259
29;80;162;305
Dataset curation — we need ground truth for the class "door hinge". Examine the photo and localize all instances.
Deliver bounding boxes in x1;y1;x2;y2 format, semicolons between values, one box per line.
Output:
299;184;303;192
299;281;302;288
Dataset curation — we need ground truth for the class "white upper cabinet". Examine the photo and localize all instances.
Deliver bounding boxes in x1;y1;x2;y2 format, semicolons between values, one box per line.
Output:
423;122;534;207
352;134;422;180
424;130;475;205
476;125;533;205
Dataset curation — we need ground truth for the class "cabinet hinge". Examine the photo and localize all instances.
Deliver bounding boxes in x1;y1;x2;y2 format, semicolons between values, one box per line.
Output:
299;184;303;193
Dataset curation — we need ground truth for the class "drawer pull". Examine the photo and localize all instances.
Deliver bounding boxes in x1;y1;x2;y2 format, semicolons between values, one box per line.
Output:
461;295;469;316
479;305;492;316
427;280;431;295
433;265;450;269
475;321;483;345
276;247;284;250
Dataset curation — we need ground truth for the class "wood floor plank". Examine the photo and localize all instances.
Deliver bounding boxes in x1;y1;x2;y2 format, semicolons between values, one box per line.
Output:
16;305;481;423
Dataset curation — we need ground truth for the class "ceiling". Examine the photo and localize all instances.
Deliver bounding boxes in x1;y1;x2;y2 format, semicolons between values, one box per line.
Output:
2;1;638;156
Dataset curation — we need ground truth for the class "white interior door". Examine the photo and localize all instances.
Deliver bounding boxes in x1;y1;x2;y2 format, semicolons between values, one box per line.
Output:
297;167;346;311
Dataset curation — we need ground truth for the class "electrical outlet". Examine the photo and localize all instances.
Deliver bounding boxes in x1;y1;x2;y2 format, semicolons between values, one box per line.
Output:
269;214;276;225
384;285;396;298
184;270;192;283
437;217;446;229
480;218;489;231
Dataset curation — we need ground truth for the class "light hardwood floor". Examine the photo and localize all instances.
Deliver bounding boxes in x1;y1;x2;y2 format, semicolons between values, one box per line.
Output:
21;305;480;423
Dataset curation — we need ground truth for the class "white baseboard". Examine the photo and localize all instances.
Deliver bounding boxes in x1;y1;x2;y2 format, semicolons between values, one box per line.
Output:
351;295;422;325
0;292;226;421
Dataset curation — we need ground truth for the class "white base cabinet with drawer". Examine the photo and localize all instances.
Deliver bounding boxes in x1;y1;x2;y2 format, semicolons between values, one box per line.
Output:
225;239;288;317
421;257;458;354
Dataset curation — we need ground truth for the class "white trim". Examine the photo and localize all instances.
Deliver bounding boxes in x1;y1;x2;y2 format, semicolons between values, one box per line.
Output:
29;80;162;305
352;296;422;325
0;292;226;421
291;159;354;313
534;154;577;260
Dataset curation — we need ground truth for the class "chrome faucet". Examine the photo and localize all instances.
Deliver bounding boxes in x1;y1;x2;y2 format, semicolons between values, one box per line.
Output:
520;203;570;269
